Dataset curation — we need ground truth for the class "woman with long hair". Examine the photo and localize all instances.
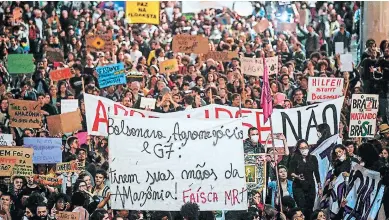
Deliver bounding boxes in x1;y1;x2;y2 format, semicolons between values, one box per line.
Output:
267;165;294;208
289;139;322;218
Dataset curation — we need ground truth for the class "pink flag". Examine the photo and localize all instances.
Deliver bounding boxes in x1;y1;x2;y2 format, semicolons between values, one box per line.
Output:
261;57;273;124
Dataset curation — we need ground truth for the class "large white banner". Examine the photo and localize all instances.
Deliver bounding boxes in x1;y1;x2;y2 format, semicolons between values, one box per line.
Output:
343;163;384;220
307;77;344;102
108;116;247;211
349;94;379;138
85;94;344;146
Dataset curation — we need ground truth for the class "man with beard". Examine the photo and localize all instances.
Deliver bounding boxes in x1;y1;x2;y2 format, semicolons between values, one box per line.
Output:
25;175;41;194
121;96;132;108
35;203;48;220
10;176;25;198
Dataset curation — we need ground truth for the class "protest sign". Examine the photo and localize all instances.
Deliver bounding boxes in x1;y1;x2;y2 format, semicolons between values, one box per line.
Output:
298;9;308;26
34;175;63;186
56;161;83;173
86;33;113;53
340;54;353;72
349;94;379;137
0;157;17;176
76;132;88;145
23;138;62;164
46;47;65;63
159;59;179;74
140;97;157;109
47;110;82;136
85;94;344;147
244;154;267;200
343;163;384;220
109;116;247;210
126;71;143;82
50;68;72;81
126;1;160;25
172;35;209;54
277;23;296;33
307;77;344;102
0;134;13;146
12;164;33;177
61;99;79;114
12;7;23;23
335;42;345;55
0;147;33;177
96;63;126;88
241;57;264;76
56;211;80;220
7;54;35;74
266;56;278;75
203;51;238;62
254;19;269;33
9;99;41;128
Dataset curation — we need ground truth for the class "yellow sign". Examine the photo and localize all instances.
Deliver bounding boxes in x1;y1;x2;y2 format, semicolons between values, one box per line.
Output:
126;2;160;25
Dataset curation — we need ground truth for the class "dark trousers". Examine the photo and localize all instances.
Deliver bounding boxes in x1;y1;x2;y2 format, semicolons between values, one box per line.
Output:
293;185;316;219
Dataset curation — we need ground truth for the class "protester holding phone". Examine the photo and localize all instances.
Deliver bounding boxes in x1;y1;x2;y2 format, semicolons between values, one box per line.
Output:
289;139;321;219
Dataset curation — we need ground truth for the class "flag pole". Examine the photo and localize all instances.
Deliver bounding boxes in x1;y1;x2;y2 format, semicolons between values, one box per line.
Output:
269;115;282;213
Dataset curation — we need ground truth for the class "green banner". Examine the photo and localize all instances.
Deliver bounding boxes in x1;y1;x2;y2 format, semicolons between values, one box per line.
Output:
7;54;35;74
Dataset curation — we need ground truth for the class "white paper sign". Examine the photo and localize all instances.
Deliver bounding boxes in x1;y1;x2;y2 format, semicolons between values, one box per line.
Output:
335;42;344;54
349;94;379;137
241;57;263;76
265;56;278;75
140;97;157;110
85;94;344;147
61;99;78;113
307;77;344;102
109;117;247;211
340;54;353;72
0;134;13;146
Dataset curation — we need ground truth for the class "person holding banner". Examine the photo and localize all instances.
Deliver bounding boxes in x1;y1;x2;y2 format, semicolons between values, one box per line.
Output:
289;139;322;219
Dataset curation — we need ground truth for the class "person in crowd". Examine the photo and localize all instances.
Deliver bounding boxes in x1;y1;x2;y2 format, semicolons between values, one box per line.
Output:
243;127;265;153
289;139;322;218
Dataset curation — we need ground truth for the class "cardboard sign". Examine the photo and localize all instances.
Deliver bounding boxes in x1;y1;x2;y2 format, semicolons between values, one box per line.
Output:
9;99;41;128
96;63;126;88
46;47;65;63
307;77;344;102
109;116;247;210
349;94;379;138
254;19;269;33
276;23;296;33
50;68;72;81
86;33;113;53
12;163;33;177
203;51;238;62
0;147;33;177
47;110;82;136
0;157;18;176
241;57;264;76
126;1;160;25
298;9;308;26
34;175;63;186
56;161;83;173
61;99;79;114
13;7;23;23
140;97;157;109
266;56;279;75
159;59;179;74
7;54;35;74
23;138;62;164
0;134;13;146
172;35;209;54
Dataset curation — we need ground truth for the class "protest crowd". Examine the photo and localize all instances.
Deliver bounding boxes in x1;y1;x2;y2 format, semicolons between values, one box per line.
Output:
0;1;389;220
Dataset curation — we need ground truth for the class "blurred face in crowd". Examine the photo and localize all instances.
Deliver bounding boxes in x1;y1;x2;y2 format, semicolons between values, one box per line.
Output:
1;195;11;207
232;95;240;107
13;177;23;190
37;206;48;218
292;210;305;220
27;175;34;186
346;144;355;156
78;150;87;162
122;96;131;107
335;147;346;160
95;173;105;187
316;211;326;220
294;90;303;102
25;207;33;218
278;167;287;180
56;198;66;211
83;175;92;189
382;149;389;159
